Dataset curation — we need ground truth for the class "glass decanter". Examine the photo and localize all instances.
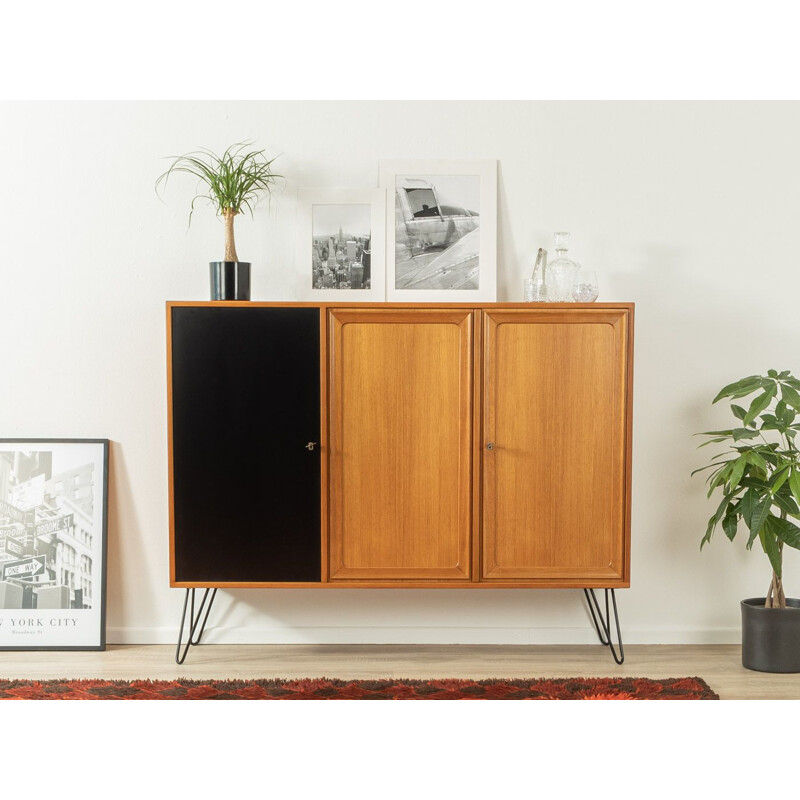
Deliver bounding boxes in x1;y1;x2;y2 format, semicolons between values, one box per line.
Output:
547;232;580;302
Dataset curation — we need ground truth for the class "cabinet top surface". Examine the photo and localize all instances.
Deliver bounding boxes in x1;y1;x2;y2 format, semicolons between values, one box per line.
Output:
167;301;634;310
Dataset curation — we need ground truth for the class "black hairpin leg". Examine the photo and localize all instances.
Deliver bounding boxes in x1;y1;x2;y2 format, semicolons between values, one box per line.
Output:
583;588;624;665
176;588;217;665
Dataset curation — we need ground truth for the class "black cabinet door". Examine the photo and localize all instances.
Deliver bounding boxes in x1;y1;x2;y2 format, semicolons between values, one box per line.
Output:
170;306;321;583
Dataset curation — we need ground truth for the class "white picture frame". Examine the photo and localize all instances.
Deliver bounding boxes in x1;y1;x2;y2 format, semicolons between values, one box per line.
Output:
379;159;497;302
295;188;386;301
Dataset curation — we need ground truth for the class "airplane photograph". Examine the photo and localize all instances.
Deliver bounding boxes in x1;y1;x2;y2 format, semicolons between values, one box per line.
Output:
392;174;481;290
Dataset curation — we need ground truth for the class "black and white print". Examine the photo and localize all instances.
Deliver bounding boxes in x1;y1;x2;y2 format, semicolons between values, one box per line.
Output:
312;204;372;291
0;440;107;650
295;188;386;301
379;160;497;302
392;174;481;290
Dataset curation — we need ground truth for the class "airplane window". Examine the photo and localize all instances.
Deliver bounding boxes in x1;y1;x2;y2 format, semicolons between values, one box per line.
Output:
405;188;441;218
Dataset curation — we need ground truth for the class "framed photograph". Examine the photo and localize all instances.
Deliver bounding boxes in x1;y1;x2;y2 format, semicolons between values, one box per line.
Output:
380;159;497;302
295;188;386;301
0;439;108;650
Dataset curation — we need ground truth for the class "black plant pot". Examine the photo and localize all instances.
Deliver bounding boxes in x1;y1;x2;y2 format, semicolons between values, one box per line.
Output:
210;261;250;301
741;597;800;673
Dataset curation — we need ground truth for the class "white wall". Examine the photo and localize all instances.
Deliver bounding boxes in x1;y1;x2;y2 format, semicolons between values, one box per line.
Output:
1;100;798;645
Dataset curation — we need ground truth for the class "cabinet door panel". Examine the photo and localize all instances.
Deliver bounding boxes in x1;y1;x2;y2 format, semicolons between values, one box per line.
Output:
329;309;473;580
482;309;630;582
170;306;321;583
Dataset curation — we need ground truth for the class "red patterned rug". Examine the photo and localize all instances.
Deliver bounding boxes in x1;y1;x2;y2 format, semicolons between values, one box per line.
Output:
0;676;718;700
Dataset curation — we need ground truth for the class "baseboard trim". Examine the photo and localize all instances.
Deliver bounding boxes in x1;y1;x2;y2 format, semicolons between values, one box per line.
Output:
107;625;742;646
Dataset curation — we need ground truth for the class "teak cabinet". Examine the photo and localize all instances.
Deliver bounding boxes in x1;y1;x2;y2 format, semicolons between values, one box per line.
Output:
168;302;633;590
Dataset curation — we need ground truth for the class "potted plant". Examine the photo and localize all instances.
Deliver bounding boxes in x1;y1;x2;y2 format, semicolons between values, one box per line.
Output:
156;142;282;300
695;369;800;672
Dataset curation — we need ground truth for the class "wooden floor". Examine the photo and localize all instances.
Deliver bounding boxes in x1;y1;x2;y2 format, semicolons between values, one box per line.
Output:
0;643;798;698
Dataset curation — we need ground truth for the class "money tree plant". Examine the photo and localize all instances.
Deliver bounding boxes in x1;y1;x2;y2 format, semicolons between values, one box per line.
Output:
694;370;800;608
156;142;281;262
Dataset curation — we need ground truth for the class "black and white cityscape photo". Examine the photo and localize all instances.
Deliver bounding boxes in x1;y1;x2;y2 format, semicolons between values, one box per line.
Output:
0;448;97;611
393;174;481;290
0;440;107;649
312;203;372;290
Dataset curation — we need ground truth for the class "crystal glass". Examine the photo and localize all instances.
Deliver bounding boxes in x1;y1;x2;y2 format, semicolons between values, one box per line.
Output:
523;277;548;302
523;278;537;301
571;269;599;302
547;232;580;302
523;248;549;301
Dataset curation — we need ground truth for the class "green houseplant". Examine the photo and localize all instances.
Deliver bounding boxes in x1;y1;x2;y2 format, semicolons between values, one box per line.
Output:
156;142;282;300
695;369;800;672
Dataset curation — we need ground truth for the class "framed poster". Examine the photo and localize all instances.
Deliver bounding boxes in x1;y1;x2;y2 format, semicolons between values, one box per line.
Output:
295;188;386;301
379;159;497;302
0;439;108;650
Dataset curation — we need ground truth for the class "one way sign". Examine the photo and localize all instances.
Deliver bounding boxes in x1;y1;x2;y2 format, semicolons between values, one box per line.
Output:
2;555;46;581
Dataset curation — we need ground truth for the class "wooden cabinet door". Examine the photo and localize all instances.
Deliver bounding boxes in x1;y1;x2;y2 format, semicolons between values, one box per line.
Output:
481;308;631;584
328;309;473;580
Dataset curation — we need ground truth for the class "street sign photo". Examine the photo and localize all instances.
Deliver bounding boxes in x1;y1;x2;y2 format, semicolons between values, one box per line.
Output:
0;499;25;524
1;555;46;581
34;514;74;537
4;536;25;558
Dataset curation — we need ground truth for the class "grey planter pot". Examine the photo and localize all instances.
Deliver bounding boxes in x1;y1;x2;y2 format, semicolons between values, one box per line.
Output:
741;597;800;673
210;262;250;301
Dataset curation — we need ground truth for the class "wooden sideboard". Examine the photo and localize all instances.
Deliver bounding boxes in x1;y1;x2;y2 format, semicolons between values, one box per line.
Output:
167;302;633;591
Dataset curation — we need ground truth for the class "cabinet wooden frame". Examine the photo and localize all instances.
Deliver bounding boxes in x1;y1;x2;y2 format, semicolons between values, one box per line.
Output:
167;301;633;589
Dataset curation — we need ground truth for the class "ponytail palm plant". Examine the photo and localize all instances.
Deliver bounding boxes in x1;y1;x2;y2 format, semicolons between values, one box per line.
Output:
695;370;800;608
156;142;282;262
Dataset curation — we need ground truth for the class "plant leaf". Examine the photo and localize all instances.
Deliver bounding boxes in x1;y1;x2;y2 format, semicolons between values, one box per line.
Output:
750;494;772;535
781;383;800;412
746;451;769;473
789;469;800;508
727;456;748;490
766;515;800;550
743;385;778;427
691;463;723;476
740;476;771;491
759;526;783;578
702;493;735;547
697;437;731;448
712;376;763;404
731;404;747;421
760;414;783;431
701;515;715;548
742;487;756;529
745;493;770;548
707;462;734;497
769;465;791;495
722;511;738;541
772;488;800;518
